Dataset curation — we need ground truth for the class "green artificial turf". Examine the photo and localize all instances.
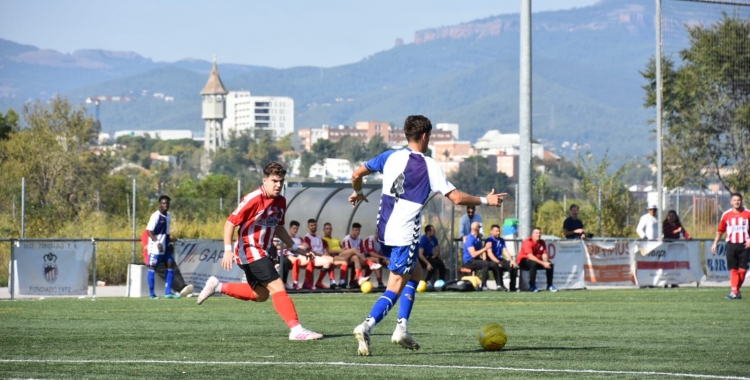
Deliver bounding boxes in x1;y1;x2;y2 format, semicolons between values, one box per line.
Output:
1;288;748;379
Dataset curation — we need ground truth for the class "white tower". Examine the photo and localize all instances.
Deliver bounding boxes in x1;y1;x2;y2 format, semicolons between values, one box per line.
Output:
201;56;228;152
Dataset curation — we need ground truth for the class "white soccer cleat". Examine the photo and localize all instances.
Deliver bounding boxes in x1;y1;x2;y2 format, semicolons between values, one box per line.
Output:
197;276;219;305
391;330;420;350
289;326;323;341
353;323;372;356
357;277;370;286
180;284;194;298
369;263;382;270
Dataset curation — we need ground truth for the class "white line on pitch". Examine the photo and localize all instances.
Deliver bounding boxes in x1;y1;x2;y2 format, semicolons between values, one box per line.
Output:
0;359;747;379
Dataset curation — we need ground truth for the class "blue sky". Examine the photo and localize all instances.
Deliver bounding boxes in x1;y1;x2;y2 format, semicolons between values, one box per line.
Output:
0;0;598;68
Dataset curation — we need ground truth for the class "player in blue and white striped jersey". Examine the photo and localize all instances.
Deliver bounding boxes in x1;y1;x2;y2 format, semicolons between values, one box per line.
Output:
145;195;175;299
349;115;507;356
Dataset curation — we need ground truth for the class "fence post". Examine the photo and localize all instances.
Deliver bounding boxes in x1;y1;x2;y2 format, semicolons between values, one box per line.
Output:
449;203;455;280
132;178;137;264
598;184;602;237
10;240;15;300
92;239;97;298
21;177;25;239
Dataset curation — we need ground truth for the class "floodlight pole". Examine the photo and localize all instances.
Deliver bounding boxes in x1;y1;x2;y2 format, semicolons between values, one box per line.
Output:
518;0;533;240
655;0;664;238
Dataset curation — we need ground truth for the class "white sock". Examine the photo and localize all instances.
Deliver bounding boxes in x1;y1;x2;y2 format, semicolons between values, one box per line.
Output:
340;279;345;285
397;317;408;331
215;283;223;293
364;317;376;330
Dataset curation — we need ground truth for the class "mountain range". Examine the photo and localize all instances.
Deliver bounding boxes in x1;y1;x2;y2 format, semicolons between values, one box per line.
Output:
0;0;720;159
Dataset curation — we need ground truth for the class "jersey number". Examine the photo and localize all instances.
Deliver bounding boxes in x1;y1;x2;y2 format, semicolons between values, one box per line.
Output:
390;173;405;201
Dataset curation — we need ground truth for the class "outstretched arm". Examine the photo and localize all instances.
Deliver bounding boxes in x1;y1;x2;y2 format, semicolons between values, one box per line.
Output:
447;189;507;207
276;226;315;260
349;165;374;207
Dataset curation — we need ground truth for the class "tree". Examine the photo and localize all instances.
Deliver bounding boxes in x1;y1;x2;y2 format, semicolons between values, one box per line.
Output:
0;96;114;234
275;133;294;152
245;134;281;171
337;135;367;163
366;134;388;158
299;151;317;178
576;152;638;238
642;14;750;194
311;139;338;161
448;156;511;197
0;109;19;141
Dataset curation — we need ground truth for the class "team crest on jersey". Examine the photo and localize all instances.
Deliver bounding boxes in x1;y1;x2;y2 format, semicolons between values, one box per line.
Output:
260;206;284;226
43;252;58;284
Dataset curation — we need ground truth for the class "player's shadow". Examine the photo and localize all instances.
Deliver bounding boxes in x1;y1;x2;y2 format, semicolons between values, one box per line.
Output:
418;346;609;355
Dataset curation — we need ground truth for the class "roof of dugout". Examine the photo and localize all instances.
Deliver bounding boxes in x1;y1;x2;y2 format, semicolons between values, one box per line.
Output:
284;182;445;240
285;183;379;239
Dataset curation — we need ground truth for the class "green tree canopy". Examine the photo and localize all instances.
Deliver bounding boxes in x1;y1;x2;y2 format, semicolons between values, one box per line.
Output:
0;109;19;141
447;156;511;198
642;14;750;194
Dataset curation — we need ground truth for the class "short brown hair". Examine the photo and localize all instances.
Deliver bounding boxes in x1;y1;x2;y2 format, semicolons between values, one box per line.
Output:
263;161;287;178
403;115;432;142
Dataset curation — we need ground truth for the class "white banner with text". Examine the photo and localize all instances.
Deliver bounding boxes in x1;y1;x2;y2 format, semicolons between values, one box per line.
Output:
584;240;636;286
634;241;705;287
174;239;244;291
704;241;729;283
544;240;586;290
15;241;93;296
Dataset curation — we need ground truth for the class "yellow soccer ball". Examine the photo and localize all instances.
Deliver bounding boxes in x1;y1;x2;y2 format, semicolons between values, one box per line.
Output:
478;322;508;351
416;280;427;293
360;281;373;294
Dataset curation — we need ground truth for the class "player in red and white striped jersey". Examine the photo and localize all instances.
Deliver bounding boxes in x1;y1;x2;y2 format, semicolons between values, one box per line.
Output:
298;219;333;290
364;234;389;289
711;193;750;300
341;222;381;287
197;162;322;340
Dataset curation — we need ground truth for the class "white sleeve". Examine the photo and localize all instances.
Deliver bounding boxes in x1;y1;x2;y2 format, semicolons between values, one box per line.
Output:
426;158;456;195
146;212;159;232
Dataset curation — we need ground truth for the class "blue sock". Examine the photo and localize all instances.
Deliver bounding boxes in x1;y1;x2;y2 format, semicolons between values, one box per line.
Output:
147;269;155;296
397;280;418;324
365;290;399;328
165;268;174;296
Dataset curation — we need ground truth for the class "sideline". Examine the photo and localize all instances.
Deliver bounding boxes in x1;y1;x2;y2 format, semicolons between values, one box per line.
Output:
0;359;747;379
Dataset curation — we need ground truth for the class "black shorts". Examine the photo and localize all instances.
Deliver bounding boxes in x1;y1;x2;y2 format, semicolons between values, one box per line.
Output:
239;257;280;289
725;242;750;270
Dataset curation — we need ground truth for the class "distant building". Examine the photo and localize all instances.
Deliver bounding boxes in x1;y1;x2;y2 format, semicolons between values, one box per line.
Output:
113;130;194;140
200;58;228;152
224;91;294;141
436;123;459;140
474;130;544;159
308;158;355;182
199;58;295;152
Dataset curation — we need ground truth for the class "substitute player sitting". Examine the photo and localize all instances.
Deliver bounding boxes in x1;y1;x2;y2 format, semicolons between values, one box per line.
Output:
323;222;360;289
342;222;381;287
301;219;334;290
197;162;323;341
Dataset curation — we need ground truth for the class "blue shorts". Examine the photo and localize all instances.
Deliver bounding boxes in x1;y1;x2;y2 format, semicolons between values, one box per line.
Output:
148;249;174;267
382;244;418;275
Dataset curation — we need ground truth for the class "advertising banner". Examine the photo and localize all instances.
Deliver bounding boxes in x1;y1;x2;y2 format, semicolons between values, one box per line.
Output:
174;239;245;291
15;241;93;296
584;240;635;286
634;241;705;286
704;241;729;283
519;240;585;290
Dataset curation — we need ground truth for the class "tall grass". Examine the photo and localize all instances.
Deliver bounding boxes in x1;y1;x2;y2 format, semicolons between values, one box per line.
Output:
0;211;227;286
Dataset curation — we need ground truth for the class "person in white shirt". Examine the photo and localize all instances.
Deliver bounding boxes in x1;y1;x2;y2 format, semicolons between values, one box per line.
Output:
636;204;659;240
